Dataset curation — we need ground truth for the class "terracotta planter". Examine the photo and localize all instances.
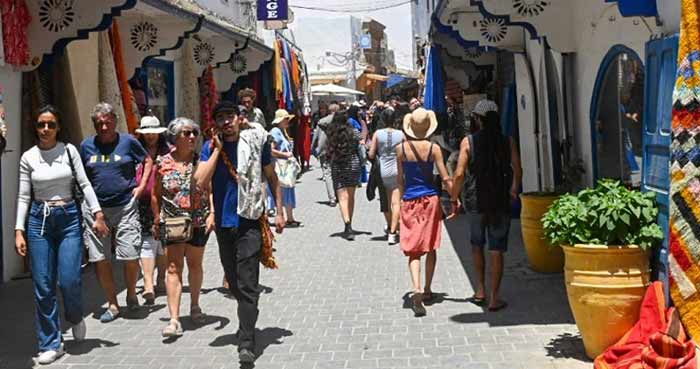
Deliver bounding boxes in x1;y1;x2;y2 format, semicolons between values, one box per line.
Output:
520;194;564;273
562;244;650;359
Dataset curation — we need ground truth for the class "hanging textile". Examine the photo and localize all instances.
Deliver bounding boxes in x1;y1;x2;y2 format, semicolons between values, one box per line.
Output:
274;39;283;97
179;39;200;124
280;59;293;111
290;48;301;96
423;45;447;114
98;31;129;134
670;0;700;339
200;65;219;134
0;0;30;66
109;20;138;133
295;114;311;164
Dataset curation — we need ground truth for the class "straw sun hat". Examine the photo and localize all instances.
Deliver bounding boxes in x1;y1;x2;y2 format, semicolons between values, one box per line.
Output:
135;116;167;134
403;108;438;139
272;109;295;125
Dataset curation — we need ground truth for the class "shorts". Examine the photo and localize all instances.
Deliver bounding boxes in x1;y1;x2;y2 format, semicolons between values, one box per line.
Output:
164;227;210;247
467;211;511;252
140;235;164;258
85;196;142;262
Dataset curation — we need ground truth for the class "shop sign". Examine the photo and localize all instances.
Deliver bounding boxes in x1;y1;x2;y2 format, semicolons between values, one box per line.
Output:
257;0;288;21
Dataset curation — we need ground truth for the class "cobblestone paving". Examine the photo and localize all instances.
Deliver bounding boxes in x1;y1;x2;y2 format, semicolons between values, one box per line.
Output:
0;163;591;369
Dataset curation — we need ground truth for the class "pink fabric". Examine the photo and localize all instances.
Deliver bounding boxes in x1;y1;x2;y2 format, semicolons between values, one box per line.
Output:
400;195;443;256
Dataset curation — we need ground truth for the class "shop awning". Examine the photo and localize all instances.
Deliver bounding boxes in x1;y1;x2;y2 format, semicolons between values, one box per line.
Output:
386;74;407;89
311;84;365;96
363;73;389;82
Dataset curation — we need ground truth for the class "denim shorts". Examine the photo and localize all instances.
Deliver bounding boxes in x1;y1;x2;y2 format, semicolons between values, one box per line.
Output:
467;212;511;252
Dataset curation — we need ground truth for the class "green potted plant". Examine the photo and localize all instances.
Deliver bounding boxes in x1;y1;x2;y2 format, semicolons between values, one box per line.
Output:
520;158;585;273
542;179;663;359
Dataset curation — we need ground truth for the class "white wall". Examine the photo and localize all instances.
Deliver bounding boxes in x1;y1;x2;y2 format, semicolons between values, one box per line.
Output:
2;67;22;282
567;2;659;185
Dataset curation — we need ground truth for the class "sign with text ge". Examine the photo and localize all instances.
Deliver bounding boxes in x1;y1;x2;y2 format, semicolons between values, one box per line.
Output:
257;0;288;21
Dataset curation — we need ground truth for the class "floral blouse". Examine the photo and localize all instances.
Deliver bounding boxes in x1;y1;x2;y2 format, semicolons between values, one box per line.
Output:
157;153;209;228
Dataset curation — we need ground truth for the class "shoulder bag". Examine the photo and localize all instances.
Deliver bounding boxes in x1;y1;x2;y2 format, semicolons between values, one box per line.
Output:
65;144;85;204
275;156;301;188
161;157;196;243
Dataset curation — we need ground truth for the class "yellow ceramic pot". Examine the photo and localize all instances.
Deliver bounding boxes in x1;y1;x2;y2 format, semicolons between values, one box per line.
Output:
520;194;565;273
562;244;650;359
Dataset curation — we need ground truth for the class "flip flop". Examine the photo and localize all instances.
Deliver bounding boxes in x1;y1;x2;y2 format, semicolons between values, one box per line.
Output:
488;301;508;312
469;295;486;306
286;221;303;228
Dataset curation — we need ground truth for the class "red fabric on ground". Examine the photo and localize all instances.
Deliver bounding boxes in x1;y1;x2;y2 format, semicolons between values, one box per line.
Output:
594;282;697;369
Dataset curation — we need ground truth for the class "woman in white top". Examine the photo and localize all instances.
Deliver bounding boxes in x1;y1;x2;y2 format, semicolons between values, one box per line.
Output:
15;105;108;365
368;103;409;245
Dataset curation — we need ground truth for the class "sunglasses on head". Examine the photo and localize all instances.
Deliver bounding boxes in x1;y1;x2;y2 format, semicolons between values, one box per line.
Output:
215;114;237;126
35;121;58;130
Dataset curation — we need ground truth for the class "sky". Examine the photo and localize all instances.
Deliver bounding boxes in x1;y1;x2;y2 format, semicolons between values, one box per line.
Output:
288;2;414;70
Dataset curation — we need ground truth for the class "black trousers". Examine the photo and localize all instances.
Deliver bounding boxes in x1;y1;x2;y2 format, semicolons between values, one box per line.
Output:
216;219;262;352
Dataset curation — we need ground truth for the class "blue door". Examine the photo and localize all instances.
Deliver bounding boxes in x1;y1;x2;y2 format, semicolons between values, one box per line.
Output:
642;34;678;297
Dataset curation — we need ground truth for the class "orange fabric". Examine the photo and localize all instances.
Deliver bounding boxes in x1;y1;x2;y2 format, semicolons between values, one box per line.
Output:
110;20;138;134
290;48;300;90
399;195;443;257
594;282;697;369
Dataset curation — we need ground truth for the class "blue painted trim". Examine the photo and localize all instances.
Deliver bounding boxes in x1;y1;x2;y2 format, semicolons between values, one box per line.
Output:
215;37;250;69
589;44;643;182
431;14;482;50
605;0;658;18
137;15;205;80
47;0;138;62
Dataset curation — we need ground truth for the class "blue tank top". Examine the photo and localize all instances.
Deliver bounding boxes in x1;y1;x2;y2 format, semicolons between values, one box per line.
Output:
402;141;439;201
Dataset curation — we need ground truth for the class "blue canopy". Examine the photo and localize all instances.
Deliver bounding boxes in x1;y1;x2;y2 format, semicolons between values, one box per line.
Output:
605;0;658;17
386;74;406;89
423;45;447;113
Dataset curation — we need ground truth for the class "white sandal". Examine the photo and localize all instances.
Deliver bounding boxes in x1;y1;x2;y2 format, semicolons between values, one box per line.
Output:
161;319;183;337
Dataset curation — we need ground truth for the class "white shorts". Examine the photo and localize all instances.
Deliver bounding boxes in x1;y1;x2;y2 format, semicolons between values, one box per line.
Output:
140;235;164;259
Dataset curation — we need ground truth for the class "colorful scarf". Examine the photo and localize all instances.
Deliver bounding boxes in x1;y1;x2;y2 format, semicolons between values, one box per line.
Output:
595;282;697;369
199;65;219;134
670;0;700;338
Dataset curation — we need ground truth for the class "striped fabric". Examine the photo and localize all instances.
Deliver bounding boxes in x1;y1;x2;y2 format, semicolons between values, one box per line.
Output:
594;282;698;369
670;0;700;339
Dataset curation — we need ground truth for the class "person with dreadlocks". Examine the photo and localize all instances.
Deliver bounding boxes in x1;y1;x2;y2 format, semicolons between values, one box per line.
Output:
451;100;522;312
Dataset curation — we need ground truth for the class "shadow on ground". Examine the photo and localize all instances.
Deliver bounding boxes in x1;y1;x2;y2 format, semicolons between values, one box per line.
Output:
443;216;575;326
210;326;293;368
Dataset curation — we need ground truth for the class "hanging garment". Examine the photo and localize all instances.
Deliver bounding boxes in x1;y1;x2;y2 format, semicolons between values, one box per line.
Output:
0;0;30;66
670;0;700;339
594;282;698;369
274;39;283;97
290;48;301;92
179;39;200;123
98;31;129;134
295;114;311;164
109;20;138;133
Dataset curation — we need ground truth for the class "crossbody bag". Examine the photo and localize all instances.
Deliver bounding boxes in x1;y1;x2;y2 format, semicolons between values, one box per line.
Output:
161;157;197;243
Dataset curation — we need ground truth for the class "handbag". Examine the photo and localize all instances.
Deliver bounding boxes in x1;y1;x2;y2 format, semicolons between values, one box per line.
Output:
275;157;301;188
65;144;84;204
161;158;197;243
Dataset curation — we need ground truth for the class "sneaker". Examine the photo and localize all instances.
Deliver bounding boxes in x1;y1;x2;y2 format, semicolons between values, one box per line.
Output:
239;348;256;363
126;296;140;312
162;319;183;337
72;319;86;341
37;344;64;365
388;233;399;245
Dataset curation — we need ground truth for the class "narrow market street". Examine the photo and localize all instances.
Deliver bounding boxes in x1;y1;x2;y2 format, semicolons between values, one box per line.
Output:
0;161;590;369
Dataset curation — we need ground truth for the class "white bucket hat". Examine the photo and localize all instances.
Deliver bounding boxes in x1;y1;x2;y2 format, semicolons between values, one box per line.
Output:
135;116;167;134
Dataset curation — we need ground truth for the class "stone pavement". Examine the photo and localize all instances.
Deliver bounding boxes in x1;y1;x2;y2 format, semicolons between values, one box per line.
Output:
0;162;591;369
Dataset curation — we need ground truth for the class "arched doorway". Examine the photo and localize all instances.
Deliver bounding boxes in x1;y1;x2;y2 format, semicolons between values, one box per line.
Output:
590;45;645;187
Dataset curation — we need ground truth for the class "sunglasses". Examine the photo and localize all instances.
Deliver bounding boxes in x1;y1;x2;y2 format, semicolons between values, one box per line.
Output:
181;130;199;138
35;121;58;130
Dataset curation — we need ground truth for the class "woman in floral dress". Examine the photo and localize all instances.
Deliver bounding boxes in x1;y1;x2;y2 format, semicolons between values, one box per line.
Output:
152;117;213;337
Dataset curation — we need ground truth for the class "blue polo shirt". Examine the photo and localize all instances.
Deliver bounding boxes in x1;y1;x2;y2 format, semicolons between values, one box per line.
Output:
80;133;147;207
201;140;272;228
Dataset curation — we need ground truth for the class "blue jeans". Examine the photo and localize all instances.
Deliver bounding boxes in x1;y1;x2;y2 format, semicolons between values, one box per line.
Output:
27;201;83;351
